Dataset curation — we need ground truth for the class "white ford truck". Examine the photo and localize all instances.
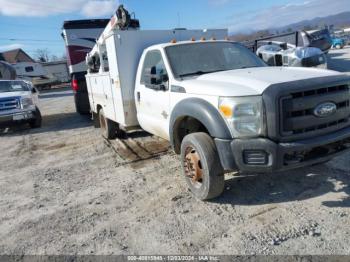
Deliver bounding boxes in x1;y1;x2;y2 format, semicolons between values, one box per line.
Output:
0;80;42;128
86;7;350;200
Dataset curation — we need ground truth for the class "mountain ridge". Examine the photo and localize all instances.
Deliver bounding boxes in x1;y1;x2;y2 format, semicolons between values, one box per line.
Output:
273;11;350;32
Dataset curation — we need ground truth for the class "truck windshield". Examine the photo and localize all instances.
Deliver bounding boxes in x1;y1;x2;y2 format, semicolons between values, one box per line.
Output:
165;42;266;78
0;81;30;93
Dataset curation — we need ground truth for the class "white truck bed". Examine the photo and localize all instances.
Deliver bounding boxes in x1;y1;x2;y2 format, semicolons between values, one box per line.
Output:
86;29;228;129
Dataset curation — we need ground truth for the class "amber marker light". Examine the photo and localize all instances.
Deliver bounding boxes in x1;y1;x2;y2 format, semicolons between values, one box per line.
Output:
219;105;233;118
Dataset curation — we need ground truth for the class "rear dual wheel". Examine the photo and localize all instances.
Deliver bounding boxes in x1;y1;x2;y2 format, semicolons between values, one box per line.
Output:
99;108;119;139
180;132;225;200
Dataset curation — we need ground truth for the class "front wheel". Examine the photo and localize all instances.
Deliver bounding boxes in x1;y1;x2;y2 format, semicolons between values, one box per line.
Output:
29;107;42;128
180;132;225;200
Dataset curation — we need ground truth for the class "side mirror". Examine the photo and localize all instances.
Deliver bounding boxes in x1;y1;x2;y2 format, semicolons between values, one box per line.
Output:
31;87;37;94
144;66;168;91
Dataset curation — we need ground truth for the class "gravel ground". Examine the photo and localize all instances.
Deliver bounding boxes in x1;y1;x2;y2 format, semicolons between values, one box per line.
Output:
0;48;350;256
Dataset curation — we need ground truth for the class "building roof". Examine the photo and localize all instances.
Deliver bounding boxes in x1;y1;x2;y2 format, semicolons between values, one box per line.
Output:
41;60;68;66
0;48;34;64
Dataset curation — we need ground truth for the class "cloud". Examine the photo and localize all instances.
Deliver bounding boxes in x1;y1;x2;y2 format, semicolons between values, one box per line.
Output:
81;0;117;17
227;0;350;33
0;44;24;52
0;0;118;18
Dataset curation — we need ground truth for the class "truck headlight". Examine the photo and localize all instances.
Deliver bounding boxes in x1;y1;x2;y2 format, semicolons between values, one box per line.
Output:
219;96;265;138
21;97;34;109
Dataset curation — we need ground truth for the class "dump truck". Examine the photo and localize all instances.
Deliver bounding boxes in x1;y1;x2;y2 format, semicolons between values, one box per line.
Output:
86;6;350;200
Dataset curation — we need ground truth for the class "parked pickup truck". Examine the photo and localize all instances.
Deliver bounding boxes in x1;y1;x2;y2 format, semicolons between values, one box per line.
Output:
0;80;42;128
86;7;350;200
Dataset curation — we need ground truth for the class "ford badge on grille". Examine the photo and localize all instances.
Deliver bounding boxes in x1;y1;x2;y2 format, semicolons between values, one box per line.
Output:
313;102;337;118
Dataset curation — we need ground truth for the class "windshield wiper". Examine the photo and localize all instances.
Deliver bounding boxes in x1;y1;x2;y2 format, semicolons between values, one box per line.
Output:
179;69;226;78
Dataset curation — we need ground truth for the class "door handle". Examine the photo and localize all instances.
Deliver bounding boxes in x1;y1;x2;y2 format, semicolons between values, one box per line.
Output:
137;92;140;102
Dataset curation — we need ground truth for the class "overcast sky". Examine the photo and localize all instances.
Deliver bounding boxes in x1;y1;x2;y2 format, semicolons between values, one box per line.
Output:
0;0;350;57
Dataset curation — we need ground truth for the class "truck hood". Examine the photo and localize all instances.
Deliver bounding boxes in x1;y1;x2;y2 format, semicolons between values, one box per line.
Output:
180;67;342;96
0;91;31;98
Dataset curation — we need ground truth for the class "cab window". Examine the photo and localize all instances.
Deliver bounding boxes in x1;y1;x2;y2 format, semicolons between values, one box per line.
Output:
140;50;167;84
87;53;100;73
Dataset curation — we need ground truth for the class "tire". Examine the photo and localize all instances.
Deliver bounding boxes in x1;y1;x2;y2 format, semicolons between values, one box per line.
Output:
74;94;90;115
75;102;89;115
29;107;42;128
180;132;225;200
92;112;100;128
99;108;117;139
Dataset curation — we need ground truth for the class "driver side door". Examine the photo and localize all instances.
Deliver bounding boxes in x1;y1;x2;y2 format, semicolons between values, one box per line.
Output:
135;50;170;140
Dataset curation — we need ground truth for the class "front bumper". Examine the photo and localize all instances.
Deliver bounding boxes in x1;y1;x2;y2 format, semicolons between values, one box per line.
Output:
215;126;350;173
0;110;35;126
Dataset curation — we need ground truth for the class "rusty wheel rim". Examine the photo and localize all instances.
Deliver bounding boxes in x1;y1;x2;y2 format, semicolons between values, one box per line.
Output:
184;146;203;188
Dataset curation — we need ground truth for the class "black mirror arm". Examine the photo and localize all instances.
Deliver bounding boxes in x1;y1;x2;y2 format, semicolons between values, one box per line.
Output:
159;84;166;91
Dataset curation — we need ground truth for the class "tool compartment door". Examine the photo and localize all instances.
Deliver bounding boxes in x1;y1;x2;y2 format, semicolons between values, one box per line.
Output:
106;36;126;126
98;72;115;121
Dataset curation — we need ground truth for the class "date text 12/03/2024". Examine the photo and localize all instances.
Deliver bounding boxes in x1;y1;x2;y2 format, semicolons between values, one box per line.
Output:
127;255;220;261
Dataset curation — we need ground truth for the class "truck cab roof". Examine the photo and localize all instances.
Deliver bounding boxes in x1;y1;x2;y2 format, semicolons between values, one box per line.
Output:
146;40;232;50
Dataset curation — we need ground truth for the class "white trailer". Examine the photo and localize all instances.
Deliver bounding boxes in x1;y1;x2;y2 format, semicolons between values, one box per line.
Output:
12;62;58;89
12;62;47;78
41;61;70;83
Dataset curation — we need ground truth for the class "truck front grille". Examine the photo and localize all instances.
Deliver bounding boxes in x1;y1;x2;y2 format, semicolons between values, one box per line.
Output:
280;84;350;137
0;97;21;112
